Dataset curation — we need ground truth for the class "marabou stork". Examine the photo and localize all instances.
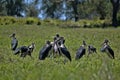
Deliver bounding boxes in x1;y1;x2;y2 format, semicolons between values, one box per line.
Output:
101;39;115;59
39;41;52;60
10;33;18;51
75;41;86;60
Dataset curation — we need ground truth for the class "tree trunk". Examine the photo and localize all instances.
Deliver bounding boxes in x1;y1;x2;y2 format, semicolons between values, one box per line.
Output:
110;0;120;27
71;0;78;22
112;4;118;27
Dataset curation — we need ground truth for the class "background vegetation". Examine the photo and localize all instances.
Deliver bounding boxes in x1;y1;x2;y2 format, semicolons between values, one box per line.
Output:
0;0;120;27
0;16;112;28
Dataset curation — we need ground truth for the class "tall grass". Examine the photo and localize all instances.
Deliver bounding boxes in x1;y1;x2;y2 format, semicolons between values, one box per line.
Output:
0;21;120;80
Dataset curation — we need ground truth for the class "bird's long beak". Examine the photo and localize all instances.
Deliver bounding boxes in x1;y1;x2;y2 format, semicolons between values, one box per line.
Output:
9;33;15;38
9;34;13;38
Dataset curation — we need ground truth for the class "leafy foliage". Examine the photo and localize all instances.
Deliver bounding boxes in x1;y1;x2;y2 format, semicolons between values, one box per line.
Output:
0;16;41;25
5;0;25;16
0;16;113;28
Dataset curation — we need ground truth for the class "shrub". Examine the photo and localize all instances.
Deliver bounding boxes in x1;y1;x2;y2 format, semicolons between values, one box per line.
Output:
57;19;112;28
0;16;41;25
26;20;34;24
37;21;41;25
11;18;16;24
0;16;112;28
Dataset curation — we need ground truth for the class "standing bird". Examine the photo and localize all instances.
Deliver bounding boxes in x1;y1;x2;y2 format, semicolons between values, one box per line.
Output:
101;39;110;51
88;45;97;55
75;41;86;60
39;41;52;60
10;33;18;51
14;43;35;58
59;37;71;61
101;39;115;59
52;34;65;57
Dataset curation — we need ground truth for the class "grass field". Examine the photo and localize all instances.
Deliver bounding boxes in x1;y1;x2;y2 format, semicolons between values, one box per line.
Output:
0;23;120;80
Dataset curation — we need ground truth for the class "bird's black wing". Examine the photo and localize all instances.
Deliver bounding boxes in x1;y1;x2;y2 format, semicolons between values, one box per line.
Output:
20;46;29;57
107;47;115;59
39;45;52;60
20;46;28;53
75;47;85;60
60;47;72;61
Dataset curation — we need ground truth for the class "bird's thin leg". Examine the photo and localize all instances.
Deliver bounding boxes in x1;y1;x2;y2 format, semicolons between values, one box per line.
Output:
29;54;34;59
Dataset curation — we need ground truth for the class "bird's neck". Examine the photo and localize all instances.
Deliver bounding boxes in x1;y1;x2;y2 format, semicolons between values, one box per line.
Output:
12;37;16;39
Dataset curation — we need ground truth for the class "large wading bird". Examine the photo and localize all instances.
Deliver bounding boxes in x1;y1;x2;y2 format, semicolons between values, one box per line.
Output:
101;39;115;59
10;33;18;51
88;45;97;55
75;41;86;60
59;37;71;61
39;41;52;60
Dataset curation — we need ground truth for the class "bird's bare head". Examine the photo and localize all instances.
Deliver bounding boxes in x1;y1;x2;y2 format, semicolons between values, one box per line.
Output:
10;33;16;38
46;40;51;44
104;39;109;43
56;33;60;37
102;39;110;46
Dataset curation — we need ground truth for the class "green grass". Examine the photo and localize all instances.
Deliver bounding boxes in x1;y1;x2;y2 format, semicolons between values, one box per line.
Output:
0;23;120;80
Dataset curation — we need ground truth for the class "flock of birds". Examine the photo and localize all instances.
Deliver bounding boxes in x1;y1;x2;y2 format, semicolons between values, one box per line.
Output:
10;33;115;62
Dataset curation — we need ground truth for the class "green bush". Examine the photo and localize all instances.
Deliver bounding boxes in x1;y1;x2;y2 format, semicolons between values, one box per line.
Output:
0;16;41;25
57;19;112;28
26;20;34;24
11;18;16;24
0;16;113;28
37;21;41;25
